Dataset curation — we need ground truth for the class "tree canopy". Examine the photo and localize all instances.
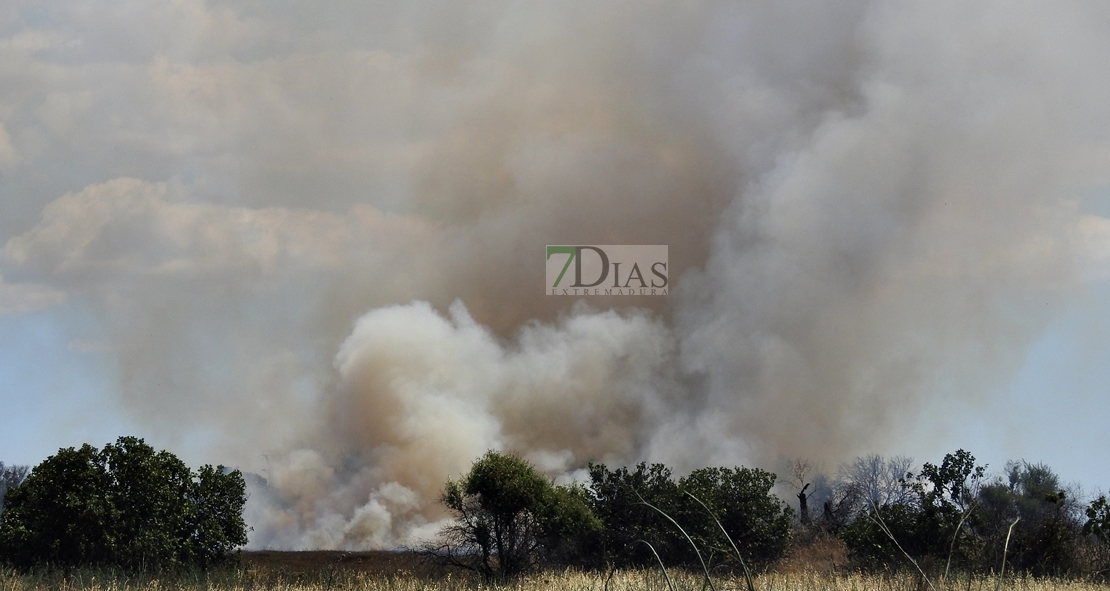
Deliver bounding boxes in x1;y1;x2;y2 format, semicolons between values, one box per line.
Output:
0;436;248;572
586;462;792;572
434;453;793;580
434;451;599;580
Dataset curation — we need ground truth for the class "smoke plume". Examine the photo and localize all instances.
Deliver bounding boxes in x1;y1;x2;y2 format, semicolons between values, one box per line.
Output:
3;0;1110;548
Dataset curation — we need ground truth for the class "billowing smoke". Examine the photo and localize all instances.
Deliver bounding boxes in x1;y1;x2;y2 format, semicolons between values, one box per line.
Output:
250;301;677;548
3;1;1110;548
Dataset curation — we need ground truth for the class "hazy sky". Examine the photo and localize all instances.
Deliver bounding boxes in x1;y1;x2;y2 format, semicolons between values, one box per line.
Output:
3;1;1110;549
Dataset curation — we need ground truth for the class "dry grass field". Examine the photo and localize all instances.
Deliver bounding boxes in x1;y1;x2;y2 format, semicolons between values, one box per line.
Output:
1;542;1107;591
2;564;1107;591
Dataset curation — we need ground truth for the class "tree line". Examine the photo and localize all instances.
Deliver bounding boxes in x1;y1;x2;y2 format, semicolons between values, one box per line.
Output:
430;449;1110;582
813;449;1110;579
427;450;793;580
0;437;247;572
4;439;1110;581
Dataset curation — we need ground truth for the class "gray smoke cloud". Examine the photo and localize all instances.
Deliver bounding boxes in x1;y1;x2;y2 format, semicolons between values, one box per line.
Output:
3;0;1110;548
249;301;677;548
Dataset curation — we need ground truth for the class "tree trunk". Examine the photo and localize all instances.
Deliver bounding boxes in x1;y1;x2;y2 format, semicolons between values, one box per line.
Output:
797;483;811;525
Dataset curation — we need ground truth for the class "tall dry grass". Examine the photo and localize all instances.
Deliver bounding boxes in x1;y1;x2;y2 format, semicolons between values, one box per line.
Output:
1;566;1107;591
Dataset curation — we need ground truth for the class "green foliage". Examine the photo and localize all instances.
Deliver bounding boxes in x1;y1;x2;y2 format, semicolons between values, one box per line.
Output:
840;451;1091;578
586;462;791;572
0;444;115;568
190;465;250;568
1084;496;1110;543
434;449;1098;579
678;466;792;570
103;437;196;571
587;462;683;567
977;462;1081;577
539;483;603;564
908;449;986;516
439;455;790;578
1084;495;1110;578
841;449;987;570
840;502;926;568
436;451;599;580
0;437;248;572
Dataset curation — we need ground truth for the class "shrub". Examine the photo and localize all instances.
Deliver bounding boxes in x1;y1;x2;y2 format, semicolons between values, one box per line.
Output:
586;462;684;568
679;466;793;570
587;462;792;572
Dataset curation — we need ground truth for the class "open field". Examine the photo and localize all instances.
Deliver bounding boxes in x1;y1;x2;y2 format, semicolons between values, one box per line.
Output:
2;566;1107;591
2;548;1109;591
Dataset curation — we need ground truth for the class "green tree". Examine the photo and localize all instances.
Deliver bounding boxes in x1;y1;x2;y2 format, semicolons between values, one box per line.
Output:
587;462;791;572
189;464;250;568
977;462;1081;576
0;437;248;572
841;449;986;571
679;466;793;570
1084;495;1110;578
587;462;684;568
434;451;599;580
840;501;927;569
102;437;196;571
0;444;115;568
1085;496;1110;543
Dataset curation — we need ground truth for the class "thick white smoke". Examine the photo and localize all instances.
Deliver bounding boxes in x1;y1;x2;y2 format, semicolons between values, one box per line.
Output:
3;1;1110;548
249;301;675;548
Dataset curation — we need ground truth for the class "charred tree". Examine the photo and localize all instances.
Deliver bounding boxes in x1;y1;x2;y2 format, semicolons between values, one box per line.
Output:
797;483;811;525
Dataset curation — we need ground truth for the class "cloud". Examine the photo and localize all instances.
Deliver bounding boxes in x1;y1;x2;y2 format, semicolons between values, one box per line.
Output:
0;274;65;316
1;175;442;458
3;177;433;279
0;123;18;171
1074;213;1110;281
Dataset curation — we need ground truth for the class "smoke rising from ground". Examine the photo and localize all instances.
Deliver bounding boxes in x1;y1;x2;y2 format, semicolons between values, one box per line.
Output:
250;301;676;548
3;1;1110;548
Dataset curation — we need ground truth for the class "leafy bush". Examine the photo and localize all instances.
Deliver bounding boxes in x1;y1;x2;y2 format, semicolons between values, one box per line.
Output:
586;462;791;571
679;466;793;570
978;462;1082;577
